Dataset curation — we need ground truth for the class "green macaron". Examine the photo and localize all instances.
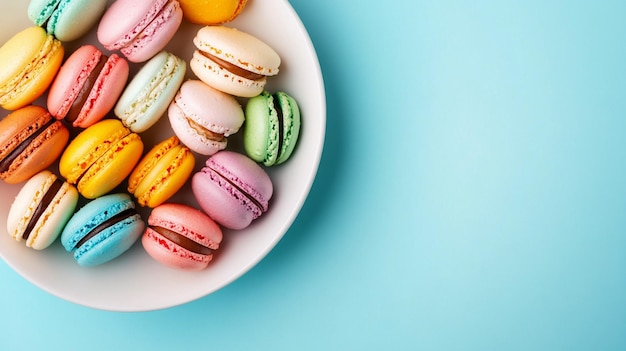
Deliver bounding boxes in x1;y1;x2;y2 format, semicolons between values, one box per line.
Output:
243;91;301;166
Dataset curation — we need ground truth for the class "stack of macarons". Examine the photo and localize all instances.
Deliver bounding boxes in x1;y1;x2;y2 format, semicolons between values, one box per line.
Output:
1;0;304;271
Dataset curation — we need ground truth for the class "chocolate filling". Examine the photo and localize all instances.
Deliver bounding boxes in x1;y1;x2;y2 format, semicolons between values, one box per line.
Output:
152;226;213;255
0;117;56;173
73;208;137;249
273;94;285;156
66;55;108;123
22;179;63;240
200;51;265;81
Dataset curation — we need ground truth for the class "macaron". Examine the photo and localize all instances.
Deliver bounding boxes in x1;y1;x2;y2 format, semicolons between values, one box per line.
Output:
115;51;186;133
191;150;273;229
191;25;281;97
0;26;64;110
179;0;247;25
142;203;223;271
127;136;195;208
59;119;144;199
0;105;69;184
244;91;301;166
7;170;78;250
48;45;129;129
61;193;144;267
168;80;244;155
28;0;108;42
97;0;183;63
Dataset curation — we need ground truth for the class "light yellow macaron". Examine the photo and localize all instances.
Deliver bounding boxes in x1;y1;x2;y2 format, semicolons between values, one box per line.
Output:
0;26;64;110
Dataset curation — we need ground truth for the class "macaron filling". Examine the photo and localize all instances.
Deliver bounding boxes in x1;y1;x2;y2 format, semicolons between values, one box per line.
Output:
22;178;63;240
199;51;264;81
0;117;56;173
273;95;286;159
64;54;108;123
72;208;137;250
149;226;214;255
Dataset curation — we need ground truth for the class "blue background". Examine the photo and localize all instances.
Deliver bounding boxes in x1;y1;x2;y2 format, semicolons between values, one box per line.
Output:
2;0;626;349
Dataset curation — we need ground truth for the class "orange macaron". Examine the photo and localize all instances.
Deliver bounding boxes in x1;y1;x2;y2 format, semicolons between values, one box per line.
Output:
179;0;247;25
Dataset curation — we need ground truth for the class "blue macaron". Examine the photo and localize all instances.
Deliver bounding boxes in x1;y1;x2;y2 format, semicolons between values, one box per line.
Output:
60;193;144;267
28;0;108;42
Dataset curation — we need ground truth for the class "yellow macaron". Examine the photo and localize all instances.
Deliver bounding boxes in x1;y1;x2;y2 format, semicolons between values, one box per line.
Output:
0;26;64;110
128;136;195;208
59;119;144;199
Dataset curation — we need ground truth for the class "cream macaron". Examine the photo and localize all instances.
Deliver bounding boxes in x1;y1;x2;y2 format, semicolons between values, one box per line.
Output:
190;26;281;98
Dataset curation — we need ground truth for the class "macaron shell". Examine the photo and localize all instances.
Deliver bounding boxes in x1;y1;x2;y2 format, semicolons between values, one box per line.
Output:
193;26;280;76
192;170;254;229
142;203;222;270
61;193;144;266
45;0;108;42
192;151;273;229
179;0;247;25
76;53;130;128
48;45;130;128
0;106;69;184
243;91;278;164
244;91;301;166
128;136;195;208
7;170;78;250
115;51;186;132
97;0;182;63
59;119;143;198
78;132;143;199
168;79;244;155
0;27;64;110
74;214;143;266
27;0;62;27
97;0;169;49
190;50;265;98
274;92;301;164
121;1;183;63
59;119;129;184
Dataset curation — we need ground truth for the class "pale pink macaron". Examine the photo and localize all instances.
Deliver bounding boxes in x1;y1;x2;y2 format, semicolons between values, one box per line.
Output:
142;203;223;271
192;150;273;230
168;80;244;155
47;45;129;128
97;0;183;63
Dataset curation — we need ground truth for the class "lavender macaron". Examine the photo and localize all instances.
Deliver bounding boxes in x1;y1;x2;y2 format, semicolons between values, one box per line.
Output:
191;150;273;230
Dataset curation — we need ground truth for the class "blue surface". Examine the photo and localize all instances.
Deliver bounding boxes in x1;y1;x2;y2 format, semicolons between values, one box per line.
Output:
2;0;626;349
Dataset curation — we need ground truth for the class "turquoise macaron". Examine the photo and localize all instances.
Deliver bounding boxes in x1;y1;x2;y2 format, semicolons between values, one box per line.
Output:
60;193;144;267
28;0;108;42
243;91;301;166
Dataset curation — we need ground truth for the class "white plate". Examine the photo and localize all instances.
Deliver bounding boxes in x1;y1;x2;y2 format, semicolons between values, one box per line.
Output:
0;0;325;311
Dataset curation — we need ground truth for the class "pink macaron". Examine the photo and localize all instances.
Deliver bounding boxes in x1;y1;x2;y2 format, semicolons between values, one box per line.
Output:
192;150;273;230
47;45;129;128
97;0;183;63
168;80;244;155
142;203;223;271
